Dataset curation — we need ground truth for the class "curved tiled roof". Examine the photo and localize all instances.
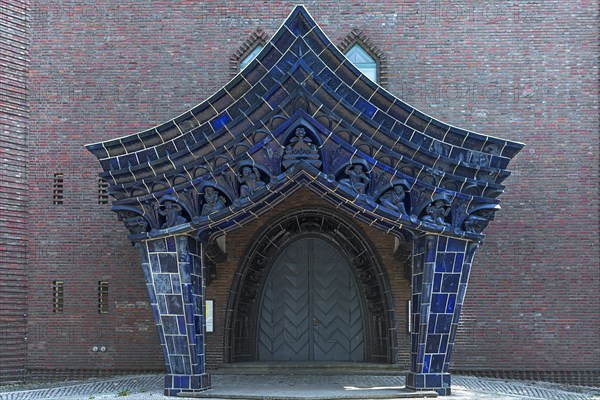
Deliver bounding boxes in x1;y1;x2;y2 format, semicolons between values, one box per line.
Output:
86;5;523;242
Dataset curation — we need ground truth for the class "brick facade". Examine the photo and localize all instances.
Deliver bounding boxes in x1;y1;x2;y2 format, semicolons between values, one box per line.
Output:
2;0;597;386
0;0;30;384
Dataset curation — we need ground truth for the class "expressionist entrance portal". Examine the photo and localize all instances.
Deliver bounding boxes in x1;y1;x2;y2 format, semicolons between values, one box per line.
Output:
258;237;365;362
86;5;523;397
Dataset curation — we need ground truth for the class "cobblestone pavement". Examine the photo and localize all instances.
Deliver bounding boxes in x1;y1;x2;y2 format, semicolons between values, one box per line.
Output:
1;374;598;400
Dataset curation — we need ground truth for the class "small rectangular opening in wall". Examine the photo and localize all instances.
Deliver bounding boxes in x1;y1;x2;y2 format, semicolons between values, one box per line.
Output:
98;281;109;314
98;178;109;204
53;173;64;205
52;281;64;313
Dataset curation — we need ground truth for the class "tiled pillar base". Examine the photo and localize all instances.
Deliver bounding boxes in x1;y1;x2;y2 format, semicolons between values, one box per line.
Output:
164;373;211;396
409;235;477;396
406;372;451;396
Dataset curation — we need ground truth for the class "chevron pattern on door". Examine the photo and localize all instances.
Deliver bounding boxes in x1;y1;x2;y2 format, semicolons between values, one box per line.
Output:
257;238;365;361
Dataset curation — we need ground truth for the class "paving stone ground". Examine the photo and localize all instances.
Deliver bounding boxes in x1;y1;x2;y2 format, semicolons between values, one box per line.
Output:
1;374;598;400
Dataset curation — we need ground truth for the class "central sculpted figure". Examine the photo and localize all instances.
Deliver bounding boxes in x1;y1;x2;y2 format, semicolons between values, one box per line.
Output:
282;127;322;169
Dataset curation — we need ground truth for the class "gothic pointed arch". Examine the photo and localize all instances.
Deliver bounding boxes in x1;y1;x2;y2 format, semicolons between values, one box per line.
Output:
339;28;387;86
224;208;397;364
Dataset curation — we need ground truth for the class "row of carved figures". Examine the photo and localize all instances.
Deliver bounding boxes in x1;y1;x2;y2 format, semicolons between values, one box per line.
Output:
118;173;492;236
115;129;494;236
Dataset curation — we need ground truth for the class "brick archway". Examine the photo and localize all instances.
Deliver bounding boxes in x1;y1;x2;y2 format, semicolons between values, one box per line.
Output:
224;208;397;364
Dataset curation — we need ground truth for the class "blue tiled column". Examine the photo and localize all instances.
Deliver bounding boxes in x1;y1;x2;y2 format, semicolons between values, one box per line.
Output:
406;234;477;395
137;236;211;396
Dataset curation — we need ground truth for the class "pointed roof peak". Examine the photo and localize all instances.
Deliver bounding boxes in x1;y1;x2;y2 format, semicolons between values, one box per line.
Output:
87;5;523;240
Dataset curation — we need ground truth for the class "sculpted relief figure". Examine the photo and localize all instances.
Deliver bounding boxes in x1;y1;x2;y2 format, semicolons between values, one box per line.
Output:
379;185;407;214
159;200;187;228
282;126;322;169
238;166;265;197
121;214;149;234
463;210;495;234
422;199;451;226
201;186;226;216
341;164;370;194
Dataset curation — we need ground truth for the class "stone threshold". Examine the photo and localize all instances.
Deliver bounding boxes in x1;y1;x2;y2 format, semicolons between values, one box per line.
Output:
210;362;409;376
177;389;438;400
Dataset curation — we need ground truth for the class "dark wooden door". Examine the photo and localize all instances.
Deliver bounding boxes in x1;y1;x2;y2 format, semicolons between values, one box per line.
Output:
257;238;365;361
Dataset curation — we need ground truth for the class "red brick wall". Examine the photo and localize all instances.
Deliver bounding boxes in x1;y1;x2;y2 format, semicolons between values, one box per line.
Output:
23;0;599;381
0;0;30;384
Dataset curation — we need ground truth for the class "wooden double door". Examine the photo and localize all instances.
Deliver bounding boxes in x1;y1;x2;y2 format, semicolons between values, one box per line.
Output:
257;237;365;361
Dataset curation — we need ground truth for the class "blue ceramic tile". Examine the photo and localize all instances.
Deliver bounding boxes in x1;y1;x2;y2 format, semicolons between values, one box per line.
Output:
416;373;425;387
118;153;138;169
179;375;190;389
442;274;460;293
141;263;152;283
452;304;463;323
210;113;232;132
460;264;471;283
146;283;157;304
154;274;171;294
172;274;181;294
453;252;464;272
170;355;184;374
426;373;442;387
166;294;184;314
417;343;425;363
458;283;467;303
437;236;447;251
446;294;456;313
173;335;188;355
433;274;442;292
431;294;448;313
166;237;176;252
158;295;168;314
159;253;178;273
422;283;432;301
435;314;453;334
439;335;448;354
355;98;377;118
431;355;445;373
428;315;437;334
177;315;186;335
163;316;179;335
436;253;455;272
443;373;451;386
426;243;437;263
426;334;441;353
423;354;431;373
149;239;167;253
156;141;177;158
446;238;466;252
413;272;423;289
